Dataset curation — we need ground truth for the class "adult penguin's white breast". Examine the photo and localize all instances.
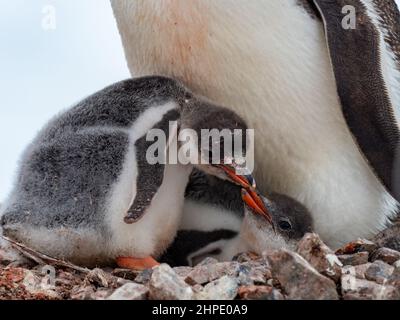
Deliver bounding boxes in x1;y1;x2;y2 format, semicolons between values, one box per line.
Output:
111;0;399;248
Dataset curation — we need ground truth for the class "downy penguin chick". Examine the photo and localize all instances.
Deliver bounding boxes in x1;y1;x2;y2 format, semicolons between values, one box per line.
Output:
161;170;313;266
0;76;259;268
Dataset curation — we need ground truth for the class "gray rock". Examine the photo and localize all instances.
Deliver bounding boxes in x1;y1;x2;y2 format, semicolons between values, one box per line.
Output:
238;285;284;300
0;243;27;267
342;263;372;280
196;257;219;266
112;268;139;281
232;252;261;263
134;268;153;284
22;269;60;299
185;262;240;285
388;264;400;288
341;273;400;300
149;264;193;300
107;283;149;300
337;252;369;266
364;260;394;284
93;288;114;300
266;249;338;300
371;220;400;252
237;261;271;286
85;268;114;288
336;239;378;255
195;276;238;300
371;248;400;265
70;284;96;300
296;233;342;282
173;266;193;279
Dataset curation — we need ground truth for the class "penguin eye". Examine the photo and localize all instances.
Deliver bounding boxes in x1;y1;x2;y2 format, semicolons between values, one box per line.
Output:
278;220;292;231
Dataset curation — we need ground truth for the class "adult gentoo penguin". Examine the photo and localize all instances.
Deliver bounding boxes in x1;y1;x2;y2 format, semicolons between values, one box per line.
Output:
161;170;313;266
111;0;400;247
0;76;265;268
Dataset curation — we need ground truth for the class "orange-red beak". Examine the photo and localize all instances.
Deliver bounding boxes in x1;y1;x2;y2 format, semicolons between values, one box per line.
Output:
217;164;273;227
241;188;273;226
217;164;256;189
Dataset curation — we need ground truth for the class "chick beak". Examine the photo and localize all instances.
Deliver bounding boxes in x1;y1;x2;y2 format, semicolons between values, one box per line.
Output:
241;188;274;227
217;164;256;188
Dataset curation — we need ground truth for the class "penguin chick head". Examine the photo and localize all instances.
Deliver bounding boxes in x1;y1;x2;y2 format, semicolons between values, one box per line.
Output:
241;191;313;253
179;99;254;189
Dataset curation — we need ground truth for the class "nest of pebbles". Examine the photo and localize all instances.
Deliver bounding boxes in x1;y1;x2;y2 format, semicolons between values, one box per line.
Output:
1;224;400;300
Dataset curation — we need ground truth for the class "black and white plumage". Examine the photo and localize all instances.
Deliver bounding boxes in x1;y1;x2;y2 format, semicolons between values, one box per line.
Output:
161;170;313;267
0;76;249;266
112;0;400;248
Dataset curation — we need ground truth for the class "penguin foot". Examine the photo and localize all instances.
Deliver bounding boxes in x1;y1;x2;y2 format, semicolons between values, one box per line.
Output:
116;256;160;270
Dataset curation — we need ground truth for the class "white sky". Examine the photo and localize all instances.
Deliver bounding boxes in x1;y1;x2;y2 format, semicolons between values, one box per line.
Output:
0;1;400;202
0;1;129;201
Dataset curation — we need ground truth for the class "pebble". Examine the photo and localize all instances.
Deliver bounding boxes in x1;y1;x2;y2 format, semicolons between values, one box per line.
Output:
341;273;400;300
84;268;114;288
232;252;261;263
107;282;149;300
342;263;372;279
364;260;394;284
336;239;378;255
237;261;271;285
134;268;153;284
337;252;369;266
112;268;139;281
22;269;60;299
173;266;193;279
238;285;284;300
371;247;400;265
185;261;240;285
149;264;193;300
266;249;338;300
296;233;342;281
195;276;238;300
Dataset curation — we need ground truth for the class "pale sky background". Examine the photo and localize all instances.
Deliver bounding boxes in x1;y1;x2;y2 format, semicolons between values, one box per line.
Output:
1;1;400;202
0;1;130;202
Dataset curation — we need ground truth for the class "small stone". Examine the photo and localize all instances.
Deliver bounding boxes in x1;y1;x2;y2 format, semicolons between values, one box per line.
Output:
341;273;400;300
238;285;284;300
237;261;271;285
191;284;204;293
149;264;193;300
364;260;394;284
266;249;338;300
107;283;149;300
296;233;342;282
196;257;219;266
112;268;139;281
388;264;400;288
173;266;193;279
85;268;114;288
232;252;261;263
337;252;369;266
195;276;238;300
185;262;240;285
0;243;26;267
70;284;96;300
342;263;372;280
93;288;113;300
336;239;378;255
22;269;60;299
134;269;153;284
371;248;400;265
371;221;400;252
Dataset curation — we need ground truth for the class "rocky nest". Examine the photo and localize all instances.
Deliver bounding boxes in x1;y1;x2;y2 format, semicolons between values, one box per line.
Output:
1;226;400;300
